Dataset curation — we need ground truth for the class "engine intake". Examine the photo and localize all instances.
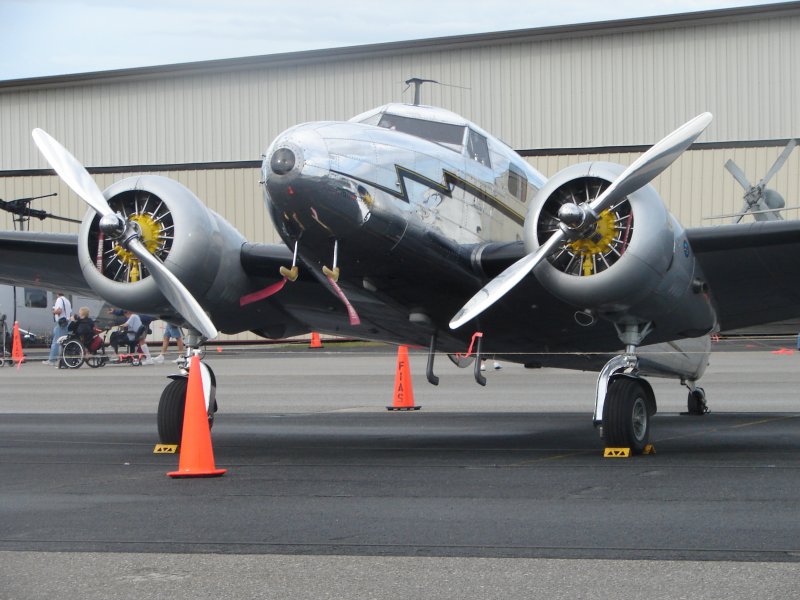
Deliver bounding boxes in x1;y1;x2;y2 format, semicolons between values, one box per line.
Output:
77;175;248;326
524;162;713;332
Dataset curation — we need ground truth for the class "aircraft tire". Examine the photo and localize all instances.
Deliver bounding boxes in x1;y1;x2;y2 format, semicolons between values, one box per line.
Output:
686;387;708;415
157;378;187;444
602;377;650;454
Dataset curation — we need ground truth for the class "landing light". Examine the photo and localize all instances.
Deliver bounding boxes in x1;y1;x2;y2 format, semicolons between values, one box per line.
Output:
270;148;296;175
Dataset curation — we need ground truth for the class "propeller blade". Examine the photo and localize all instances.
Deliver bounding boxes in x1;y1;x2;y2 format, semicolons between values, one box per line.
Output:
758;138;797;188
449;231;565;329
31;128;114;218
588;112;713;216
724;159;752;191
32;128;218;340
128;238;218;340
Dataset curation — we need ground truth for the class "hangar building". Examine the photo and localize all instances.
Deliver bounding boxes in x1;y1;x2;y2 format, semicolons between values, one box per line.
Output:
0;2;798;338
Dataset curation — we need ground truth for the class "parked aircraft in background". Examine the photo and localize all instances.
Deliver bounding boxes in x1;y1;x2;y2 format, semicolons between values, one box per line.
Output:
3;79;800;453
0;284;106;344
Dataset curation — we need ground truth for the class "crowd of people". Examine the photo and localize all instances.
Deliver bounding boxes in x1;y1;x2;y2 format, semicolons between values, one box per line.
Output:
41;293;185;368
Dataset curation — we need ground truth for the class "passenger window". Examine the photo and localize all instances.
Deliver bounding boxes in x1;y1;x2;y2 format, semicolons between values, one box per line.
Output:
466;130;491;167
507;165;528;203
24;288;48;308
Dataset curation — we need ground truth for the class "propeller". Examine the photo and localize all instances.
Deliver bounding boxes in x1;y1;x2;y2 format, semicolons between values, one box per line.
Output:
725;138;796;223
31;128;218;340
449;112;713;330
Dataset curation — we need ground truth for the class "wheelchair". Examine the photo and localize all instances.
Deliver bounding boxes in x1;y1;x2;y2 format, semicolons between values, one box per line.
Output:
58;330;109;369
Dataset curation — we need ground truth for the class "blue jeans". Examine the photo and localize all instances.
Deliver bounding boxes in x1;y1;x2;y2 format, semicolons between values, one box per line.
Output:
48;322;70;362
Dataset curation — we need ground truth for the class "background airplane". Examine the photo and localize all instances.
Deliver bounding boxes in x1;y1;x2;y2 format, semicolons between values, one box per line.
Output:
2;80;800;453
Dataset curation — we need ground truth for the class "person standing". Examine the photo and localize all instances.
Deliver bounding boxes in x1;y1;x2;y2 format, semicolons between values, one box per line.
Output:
154;322;184;363
43;292;72;366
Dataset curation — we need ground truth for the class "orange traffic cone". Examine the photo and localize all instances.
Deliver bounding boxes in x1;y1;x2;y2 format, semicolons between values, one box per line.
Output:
168;354;226;478
11;321;24;368
309;332;323;349
387;345;420;411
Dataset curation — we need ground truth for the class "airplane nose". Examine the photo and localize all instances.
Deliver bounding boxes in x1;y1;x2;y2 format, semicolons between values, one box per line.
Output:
264;124;370;240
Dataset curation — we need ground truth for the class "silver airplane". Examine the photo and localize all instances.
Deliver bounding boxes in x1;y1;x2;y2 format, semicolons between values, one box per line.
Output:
3;82;800;453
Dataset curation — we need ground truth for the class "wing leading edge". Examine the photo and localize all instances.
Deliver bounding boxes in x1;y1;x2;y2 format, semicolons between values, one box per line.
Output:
0;231;92;295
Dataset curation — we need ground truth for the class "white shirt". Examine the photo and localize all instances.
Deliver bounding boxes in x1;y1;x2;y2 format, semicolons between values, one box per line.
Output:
53;295;73;322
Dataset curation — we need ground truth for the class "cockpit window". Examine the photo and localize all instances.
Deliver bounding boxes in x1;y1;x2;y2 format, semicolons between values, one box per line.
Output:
377;114;465;151
466;129;491;167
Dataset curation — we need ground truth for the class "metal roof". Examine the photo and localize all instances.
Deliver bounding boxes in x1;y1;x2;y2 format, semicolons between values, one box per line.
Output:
3;2;799;91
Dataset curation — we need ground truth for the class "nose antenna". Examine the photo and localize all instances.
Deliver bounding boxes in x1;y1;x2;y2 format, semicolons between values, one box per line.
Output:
404;78;438;106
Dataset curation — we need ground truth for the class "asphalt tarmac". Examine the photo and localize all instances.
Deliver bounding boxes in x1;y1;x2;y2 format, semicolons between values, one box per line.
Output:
1;339;800;599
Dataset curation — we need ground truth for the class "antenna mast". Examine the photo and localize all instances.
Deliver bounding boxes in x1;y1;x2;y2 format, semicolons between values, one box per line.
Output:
404;78;439;106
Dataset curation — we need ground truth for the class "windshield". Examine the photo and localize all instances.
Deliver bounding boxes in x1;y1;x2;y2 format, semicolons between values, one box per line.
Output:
376;113;465;152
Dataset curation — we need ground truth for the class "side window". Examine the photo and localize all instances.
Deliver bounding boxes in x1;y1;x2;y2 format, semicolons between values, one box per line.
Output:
507;164;528;203
466;130;491;167
24;288;48;308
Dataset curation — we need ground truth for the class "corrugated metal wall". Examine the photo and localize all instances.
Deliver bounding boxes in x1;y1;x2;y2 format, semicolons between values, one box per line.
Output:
2;8;798;168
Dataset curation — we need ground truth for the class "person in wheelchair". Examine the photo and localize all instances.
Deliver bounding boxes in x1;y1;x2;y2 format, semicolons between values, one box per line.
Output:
60;307;107;368
68;307;96;347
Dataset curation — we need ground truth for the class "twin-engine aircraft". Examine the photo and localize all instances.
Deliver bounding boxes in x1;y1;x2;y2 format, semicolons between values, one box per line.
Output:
3;80;800;453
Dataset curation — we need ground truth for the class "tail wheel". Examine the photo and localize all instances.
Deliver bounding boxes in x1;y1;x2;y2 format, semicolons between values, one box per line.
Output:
61;339;85;369
603;377;650;454
537;177;634;276
90;190;175;283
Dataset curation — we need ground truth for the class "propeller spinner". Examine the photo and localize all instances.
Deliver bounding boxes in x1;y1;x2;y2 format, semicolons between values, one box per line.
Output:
449;112;713;330
31;128;218;340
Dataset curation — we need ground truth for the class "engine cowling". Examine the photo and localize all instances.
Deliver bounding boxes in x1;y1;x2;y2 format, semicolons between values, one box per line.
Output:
77;175;250;329
524;162;715;336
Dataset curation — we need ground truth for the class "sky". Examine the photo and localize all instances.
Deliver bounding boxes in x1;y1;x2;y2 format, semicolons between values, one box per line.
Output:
0;0;786;81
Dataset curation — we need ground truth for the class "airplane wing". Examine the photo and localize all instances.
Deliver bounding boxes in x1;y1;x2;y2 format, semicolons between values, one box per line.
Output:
0;231;93;295
686;219;800;332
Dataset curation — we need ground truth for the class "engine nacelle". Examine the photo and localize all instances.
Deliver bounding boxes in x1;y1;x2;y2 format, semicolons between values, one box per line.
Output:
77;176;251;330
524;162;715;337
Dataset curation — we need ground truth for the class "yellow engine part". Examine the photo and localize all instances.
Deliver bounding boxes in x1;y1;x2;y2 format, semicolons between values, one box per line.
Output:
567;209;617;276
113;213;164;282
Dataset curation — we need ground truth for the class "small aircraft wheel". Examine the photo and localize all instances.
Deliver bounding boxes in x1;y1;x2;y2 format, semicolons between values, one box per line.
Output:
686;387;708;415
131;356;141;366
602;377;650;454
447;353;475;368
61;340;85;369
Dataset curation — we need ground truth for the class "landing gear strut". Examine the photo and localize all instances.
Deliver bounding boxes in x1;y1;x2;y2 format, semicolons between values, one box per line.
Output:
593;323;657;454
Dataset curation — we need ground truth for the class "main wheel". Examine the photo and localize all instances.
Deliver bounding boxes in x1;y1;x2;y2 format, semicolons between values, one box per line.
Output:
61;340;85;369
157;377;215;444
158;378;187;444
602;378;650;454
